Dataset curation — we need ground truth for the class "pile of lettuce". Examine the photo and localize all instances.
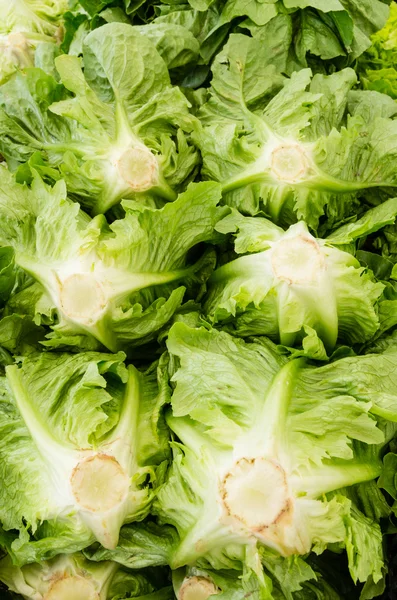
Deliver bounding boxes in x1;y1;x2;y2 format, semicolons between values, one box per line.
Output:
0;1;397;599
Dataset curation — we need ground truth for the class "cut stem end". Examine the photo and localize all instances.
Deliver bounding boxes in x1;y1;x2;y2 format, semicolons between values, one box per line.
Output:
45;576;99;600
179;576;219;600
71;454;129;512
221;457;290;532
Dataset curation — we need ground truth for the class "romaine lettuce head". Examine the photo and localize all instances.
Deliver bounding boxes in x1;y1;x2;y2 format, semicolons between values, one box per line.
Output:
0;350;170;562
155;324;397;587
0;167;225;351
358;2;397;99
194;34;397;231
0;0;67;84
0;22;201;214
0;552;173;600
204;201;397;354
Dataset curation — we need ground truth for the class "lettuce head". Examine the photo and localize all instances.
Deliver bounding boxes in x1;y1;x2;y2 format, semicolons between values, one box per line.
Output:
204;201;397;355
155;324;397;588
0;350;170;562
0;552;173;599
0;0;67;84
0;23;200;214
0;168;225;352
195;34;397;231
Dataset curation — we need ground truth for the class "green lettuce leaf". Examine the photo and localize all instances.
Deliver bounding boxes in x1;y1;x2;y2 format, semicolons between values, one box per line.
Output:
152;0;229;70
358;3;397;99
246;0;390;68
153;0;390;69
0;248;16;307
84;521;179;569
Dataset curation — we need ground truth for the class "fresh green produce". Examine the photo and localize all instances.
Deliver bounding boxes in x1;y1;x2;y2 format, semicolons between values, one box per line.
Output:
0;23;200;214
0;0;67;84
172;560;348;599
156;323;395;588
0;552;173;599
0;1;396;599
204;201;397;354
0;167;224;351
358;2;397;98
0;350;169;562
150;0;392;73
195;35;397;230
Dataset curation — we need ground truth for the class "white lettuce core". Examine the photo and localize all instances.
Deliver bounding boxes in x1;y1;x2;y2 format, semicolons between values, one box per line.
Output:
45;575;99;600
6;32;29;50
70;454;129;512
59;273;107;324
179;576;219;600
0;32;33;70
117;146;159;192
271;234;324;285
221;457;290;531
270;144;309;183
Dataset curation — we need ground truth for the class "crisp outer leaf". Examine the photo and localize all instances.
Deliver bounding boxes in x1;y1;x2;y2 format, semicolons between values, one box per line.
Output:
340;0;390;48
8;351;128;448
101;181;225;273
215;209;283;253
133;24;200;69
297;348;397;422
84;522;179;568
378;453;397;499
0;68;72;163
0;376;55;532
198;33;284;122
304;69;358;139
167;323;286;435
345;503;384;584
83;23;170;108
326;198;397;244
